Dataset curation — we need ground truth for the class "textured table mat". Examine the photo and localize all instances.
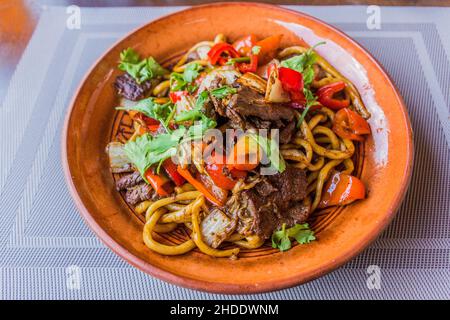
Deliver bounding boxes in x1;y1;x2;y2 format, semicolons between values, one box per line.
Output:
1;5;449;300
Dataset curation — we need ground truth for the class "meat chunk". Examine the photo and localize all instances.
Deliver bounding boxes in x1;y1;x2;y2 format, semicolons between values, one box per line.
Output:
239;167;309;239
279;121;296;144
125;183;155;206
116;171;144;191
114;73;152;101
229;85;296;122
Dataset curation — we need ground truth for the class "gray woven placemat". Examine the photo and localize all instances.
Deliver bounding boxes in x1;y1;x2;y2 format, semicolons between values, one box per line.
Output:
0;5;449;300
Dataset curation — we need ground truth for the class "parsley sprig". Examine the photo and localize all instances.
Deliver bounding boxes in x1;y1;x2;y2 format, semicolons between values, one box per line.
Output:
118;48;168;84
272;223;316;251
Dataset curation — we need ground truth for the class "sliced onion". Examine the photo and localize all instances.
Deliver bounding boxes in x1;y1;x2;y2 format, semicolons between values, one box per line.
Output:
106;142;134;173
201;208;236;248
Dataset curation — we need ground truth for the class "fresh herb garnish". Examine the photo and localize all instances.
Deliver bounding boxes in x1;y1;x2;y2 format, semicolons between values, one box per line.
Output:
116;98;174;133
280;42;325;86
210;86;237;99
123;120;214;178
118;48;167;84
175;91;217;129
170;62;203;91
123;129;185;177
271;223;316;251
297;88;319;128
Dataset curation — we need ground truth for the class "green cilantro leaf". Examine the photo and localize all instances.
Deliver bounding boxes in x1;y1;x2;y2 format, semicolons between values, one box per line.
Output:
169;63;203;91
118;48;167;84
280;42;325;85
116;98;174;133
123;130;184;178
297;88;318;128
183;62;203;83
271;223;316;251
210;86;237;99
271;224;292;251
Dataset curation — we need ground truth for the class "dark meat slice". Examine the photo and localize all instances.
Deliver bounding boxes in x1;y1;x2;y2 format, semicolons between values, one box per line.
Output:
242;190;279;239
229;86;296;122
279;121;296;144
114;73;152;101
125;183;155;206
240;167;309;239
255;179;278;197
284;203;310;226
116;171;144;191
266;167;307;204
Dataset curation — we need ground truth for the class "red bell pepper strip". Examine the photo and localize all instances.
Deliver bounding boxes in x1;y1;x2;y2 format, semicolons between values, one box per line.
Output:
176;166;225;207
332;108;371;142
238;54;258;73
278;67;306;104
207;43;240;65
205;153;247;190
317;81;350;110
162;159;185;186
144;168;173;196
318;172;365;208
137;113;160;133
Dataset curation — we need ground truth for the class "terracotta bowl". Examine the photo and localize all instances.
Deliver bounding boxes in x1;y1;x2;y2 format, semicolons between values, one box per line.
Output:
62;3;413;294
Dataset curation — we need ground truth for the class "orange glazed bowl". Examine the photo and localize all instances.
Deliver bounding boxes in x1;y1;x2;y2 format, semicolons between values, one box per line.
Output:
62;3;413;294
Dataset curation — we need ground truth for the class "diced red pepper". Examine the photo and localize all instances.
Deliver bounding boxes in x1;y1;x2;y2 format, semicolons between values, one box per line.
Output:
162;159;185;186
278;67;306;104
318;172;366;208
138;113;160;132
317;81;350;110
238;54;258;73
332;108;371;142
144;168;173;196
207;43;240;65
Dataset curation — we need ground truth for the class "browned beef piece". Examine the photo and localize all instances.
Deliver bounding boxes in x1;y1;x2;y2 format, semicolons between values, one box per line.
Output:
125;183;154;206
240;167;309;239
229;86;296;122
116;171;143;191
114;73;152;101
265;166;307;203
279;121;296;144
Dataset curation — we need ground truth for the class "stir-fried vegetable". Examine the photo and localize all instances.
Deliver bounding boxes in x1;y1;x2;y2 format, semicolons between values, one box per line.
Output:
176;166;226;206
255;34;283;64
317;81;350;110
144;167;173;196
206;153;247;190
332;108;371;141
116;97;174;133
162;158;185;186
118;48;168;84
318;172;366;208
207;43;240;65
106;142;134;173
201;208;236;248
